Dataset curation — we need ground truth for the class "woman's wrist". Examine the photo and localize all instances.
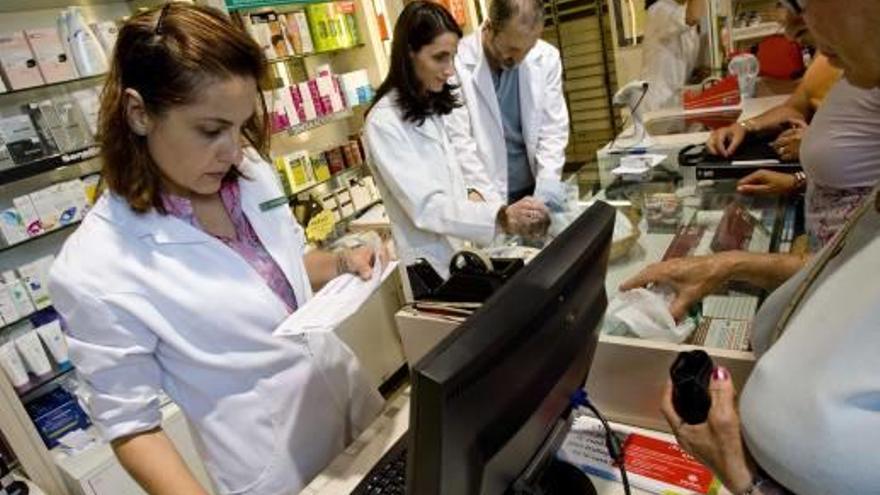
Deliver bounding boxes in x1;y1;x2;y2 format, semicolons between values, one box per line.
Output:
334;249;351;276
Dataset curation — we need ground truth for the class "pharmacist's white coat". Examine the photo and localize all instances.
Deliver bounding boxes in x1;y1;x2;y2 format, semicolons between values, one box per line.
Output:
446;31;569;202
48;151;383;495
364;91;503;278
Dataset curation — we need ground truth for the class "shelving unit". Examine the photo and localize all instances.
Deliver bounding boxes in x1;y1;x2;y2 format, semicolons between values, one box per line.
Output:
266;43;366;64
731;21;783;43
0;74;105;98
0;147;99;187
260;164;367;210
17;366;74;403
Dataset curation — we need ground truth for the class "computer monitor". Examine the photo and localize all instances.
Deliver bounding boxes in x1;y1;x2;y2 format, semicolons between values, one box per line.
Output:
408;201;615;495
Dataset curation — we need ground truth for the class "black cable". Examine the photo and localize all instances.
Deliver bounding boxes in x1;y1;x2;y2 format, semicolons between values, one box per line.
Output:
570;390;631;495
583;401;631;495
607;84;649;152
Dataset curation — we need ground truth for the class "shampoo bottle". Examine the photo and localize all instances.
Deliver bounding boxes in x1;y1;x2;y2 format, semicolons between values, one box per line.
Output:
67;7;108;77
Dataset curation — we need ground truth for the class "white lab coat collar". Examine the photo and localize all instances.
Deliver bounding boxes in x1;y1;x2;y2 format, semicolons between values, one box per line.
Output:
90;152;309;305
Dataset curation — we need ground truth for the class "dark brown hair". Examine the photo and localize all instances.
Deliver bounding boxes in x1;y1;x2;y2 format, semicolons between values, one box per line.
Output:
99;3;269;213
368;1;462;126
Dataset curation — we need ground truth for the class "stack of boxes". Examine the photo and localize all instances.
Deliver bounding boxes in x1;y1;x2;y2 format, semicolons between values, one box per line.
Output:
264;67;373;134
0;90;99;170
273;138;366;195
240;1;360;59
0;176;95;245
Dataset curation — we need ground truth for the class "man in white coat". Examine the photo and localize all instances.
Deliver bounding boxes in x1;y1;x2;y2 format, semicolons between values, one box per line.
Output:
446;0;570;204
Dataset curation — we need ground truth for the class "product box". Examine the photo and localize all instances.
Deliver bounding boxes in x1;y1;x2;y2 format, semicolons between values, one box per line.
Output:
248;12;279;59
24;28;77;84
326;147;345;174
558;415;721;495
81;174;100;206
0;208;27;245
6;274;35;317
50;182;80;226
307;79;327;117
25;386;91;449
279;14;303;55
292;11;315;54
1;114;48;164
13;195;43;237
89;21;119;55
268;14;292;58
29;187;61;231
285;151;313;188
53;95;94;149
312;153;331;182
17;256;54;310
278;87;300;127
265;90;290;133
35;100;73;152
289;84;307;123
61;179;89;220
0;31;45;90
338;1;360;45
70;88;100;137
0;282;20;324
0;136;15;170
297;81;318;121
24;102;61;155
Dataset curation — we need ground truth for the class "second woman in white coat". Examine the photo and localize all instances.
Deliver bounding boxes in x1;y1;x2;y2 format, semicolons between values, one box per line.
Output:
364;1;550;279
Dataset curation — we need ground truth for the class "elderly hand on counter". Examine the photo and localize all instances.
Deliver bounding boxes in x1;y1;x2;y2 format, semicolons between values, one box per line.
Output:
498;196;551;239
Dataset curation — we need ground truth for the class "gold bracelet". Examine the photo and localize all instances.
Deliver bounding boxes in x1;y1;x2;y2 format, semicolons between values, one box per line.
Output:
738;119;756;133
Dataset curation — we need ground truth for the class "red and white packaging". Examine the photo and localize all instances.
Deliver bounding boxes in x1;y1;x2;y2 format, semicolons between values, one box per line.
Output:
297;81;318;121
289;84;307;123
306;79;326;117
558;415;721;494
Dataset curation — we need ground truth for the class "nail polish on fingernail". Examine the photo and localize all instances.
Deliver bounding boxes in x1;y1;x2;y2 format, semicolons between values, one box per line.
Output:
712;367;729;381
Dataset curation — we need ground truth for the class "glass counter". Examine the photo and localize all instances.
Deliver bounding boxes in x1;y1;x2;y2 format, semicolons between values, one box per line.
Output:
577;152;805;352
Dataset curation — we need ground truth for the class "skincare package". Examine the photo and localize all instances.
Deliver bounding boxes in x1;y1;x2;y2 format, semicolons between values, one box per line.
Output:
0;312;71;394
237;1;360;59
1;178;92;245
272;138;366;195
26;383;91;448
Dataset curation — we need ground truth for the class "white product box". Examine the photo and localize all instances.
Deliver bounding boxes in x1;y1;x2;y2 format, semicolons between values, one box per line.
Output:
70;88;100;136
29;187;61;231
7;276;35;317
54;96;94;149
292;12;314;53
0;283;20;324
12;195;43;237
63;179;89;221
0;31;45;89
0;208;27;245
17;256;54;310
317;74;345;113
278;87;301;126
90;21;119;55
24;27;77;83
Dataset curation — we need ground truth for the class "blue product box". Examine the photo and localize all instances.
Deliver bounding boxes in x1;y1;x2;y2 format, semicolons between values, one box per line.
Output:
25;386;91;449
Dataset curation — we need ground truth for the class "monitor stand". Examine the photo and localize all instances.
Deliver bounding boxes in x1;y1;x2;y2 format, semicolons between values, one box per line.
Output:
534;457;597;495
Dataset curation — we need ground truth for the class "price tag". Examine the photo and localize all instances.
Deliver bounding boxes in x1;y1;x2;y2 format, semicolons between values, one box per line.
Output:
305;210;335;242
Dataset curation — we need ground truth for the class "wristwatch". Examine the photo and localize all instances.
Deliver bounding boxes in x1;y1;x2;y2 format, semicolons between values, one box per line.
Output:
793;171;807;190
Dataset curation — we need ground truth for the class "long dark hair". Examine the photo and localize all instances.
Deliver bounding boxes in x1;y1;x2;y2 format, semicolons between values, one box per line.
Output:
369;1;462;125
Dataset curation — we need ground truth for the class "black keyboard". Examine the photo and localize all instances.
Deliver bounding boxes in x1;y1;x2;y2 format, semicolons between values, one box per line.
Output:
351;432;409;494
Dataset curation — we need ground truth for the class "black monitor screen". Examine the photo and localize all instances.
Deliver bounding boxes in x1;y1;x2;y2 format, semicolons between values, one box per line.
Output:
408;201;615;495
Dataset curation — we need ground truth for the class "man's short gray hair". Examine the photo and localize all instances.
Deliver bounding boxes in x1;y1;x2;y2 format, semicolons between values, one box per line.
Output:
488;0;544;31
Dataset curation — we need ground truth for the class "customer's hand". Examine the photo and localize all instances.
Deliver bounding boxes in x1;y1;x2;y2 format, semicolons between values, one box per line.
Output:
737;169;799;196
338;243;389;280
661;368;757;494
619;253;737;320
500;197;550;239
707;123;747;158
771;119;807;162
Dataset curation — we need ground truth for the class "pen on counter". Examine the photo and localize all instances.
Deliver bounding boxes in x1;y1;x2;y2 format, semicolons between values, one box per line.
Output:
609;148;649;156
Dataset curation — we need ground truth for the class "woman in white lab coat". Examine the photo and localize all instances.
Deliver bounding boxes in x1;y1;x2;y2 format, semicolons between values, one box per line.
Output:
47;5;383;494
639;0;705;112
364;1;549;279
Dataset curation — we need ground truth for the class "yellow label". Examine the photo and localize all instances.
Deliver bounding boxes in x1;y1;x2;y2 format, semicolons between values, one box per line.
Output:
305;210;336;242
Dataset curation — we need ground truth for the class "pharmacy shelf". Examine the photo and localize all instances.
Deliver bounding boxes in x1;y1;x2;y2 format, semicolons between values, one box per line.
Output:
0;307;57;337
17;366;75;403
266;43;366;64
0;220;81;254
260;165;367;211
0;146;99;187
0;74;104;99
280;108;359;138
731;22;783;43
225;0;330;11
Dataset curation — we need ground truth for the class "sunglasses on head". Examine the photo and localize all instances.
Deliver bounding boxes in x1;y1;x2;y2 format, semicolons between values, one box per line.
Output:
778;0;806;14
